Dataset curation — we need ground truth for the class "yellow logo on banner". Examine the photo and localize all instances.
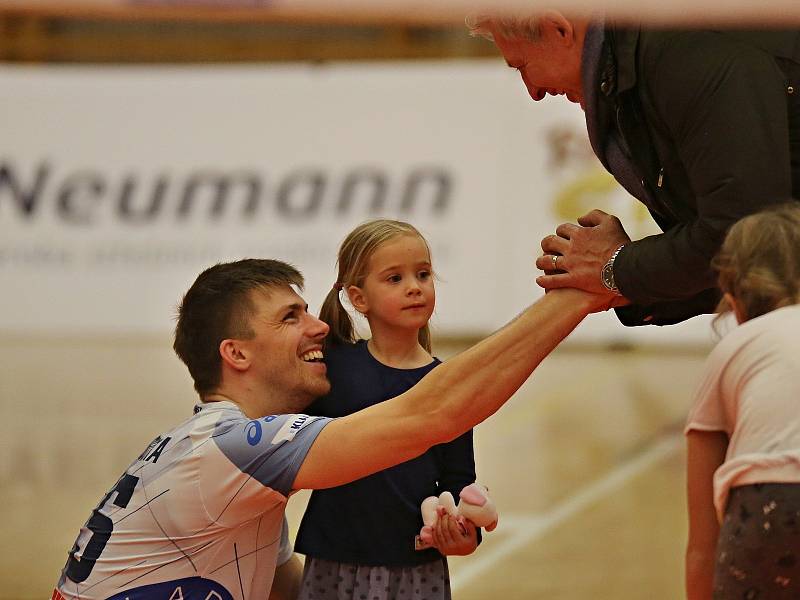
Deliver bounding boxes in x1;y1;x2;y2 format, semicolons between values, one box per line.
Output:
546;125;659;240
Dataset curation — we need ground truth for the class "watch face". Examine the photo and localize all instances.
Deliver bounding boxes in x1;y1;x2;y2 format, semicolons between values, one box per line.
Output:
601;262;616;291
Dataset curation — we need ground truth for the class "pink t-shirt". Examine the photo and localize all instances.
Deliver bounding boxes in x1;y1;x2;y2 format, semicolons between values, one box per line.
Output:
685;304;800;521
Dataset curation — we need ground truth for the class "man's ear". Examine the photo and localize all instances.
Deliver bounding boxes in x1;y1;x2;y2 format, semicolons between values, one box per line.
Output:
539;10;574;44
347;285;368;316
219;339;251;372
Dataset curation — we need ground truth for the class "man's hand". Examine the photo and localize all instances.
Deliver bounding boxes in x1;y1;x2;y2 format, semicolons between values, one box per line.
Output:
429;509;479;556
535;209;631;304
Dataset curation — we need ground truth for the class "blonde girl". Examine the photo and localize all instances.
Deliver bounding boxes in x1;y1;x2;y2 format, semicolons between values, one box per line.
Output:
685;203;800;599
295;219;481;600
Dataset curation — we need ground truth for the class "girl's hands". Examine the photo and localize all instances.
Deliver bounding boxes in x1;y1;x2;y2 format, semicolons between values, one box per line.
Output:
429;507;478;556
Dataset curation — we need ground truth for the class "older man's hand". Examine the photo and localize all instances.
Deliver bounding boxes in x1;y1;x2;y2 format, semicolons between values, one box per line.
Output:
535;209;631;305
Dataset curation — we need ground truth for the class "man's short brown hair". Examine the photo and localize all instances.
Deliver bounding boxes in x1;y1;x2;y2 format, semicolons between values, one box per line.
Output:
173;259;304;396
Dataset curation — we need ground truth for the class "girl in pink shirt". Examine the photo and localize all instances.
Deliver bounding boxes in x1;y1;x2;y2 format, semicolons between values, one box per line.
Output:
685;204;800;599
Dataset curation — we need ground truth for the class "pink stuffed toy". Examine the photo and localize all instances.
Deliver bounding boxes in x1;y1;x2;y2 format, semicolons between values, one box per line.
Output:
415;482;498;550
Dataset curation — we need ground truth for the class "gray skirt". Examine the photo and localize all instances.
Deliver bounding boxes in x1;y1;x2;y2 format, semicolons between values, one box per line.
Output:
297;556;451;600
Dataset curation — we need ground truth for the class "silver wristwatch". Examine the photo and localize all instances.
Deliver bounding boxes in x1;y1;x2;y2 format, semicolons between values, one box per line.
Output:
601;244;625;295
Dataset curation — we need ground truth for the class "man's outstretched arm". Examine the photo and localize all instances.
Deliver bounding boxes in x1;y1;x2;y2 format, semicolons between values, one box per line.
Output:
293;287;603;490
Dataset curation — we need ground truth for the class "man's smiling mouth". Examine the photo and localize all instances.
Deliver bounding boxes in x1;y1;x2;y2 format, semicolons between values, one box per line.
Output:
300;350;324;362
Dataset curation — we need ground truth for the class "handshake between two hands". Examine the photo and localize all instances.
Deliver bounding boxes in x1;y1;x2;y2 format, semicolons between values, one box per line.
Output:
534;209;632;310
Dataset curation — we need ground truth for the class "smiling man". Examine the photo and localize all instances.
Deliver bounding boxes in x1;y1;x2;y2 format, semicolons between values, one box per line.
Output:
54;257;606;600
469;12;800;327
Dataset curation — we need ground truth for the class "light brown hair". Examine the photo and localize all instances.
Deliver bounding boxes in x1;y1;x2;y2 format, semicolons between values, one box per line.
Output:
714;203;800;322
321;219;433;352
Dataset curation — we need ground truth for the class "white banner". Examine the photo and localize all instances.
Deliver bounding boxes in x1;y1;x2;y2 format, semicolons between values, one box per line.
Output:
0;62;715;345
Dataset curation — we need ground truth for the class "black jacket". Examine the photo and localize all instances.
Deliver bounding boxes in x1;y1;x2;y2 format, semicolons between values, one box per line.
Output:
593;26;800;326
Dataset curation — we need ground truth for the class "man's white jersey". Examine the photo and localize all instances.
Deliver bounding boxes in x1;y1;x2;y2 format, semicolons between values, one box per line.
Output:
54;401;331;600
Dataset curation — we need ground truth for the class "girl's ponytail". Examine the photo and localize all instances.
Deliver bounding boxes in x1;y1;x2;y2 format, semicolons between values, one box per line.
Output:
319;285;356;349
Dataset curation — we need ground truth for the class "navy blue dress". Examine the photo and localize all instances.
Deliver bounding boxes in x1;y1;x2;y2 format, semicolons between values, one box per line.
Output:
296;340;478;573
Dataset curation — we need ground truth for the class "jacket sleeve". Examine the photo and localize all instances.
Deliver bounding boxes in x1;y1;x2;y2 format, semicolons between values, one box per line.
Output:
614;32;794;324
614;287;721;327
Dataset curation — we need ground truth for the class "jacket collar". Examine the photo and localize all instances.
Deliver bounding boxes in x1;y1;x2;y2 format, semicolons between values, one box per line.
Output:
582;21;610;168
605;25;640;95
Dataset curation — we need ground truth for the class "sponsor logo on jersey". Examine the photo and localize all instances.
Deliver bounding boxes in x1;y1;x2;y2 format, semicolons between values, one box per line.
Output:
245;416;280;445
245;420;262;446
271;414;315;444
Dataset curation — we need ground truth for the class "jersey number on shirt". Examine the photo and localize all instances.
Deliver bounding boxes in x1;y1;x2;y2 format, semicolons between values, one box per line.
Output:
66;473;140;583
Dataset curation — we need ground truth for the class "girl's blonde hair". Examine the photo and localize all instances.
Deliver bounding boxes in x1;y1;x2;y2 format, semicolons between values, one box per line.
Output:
321;219;433;352
713;203;800;322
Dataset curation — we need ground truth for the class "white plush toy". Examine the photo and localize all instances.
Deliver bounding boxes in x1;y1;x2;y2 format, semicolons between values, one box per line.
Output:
415;482;498;549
